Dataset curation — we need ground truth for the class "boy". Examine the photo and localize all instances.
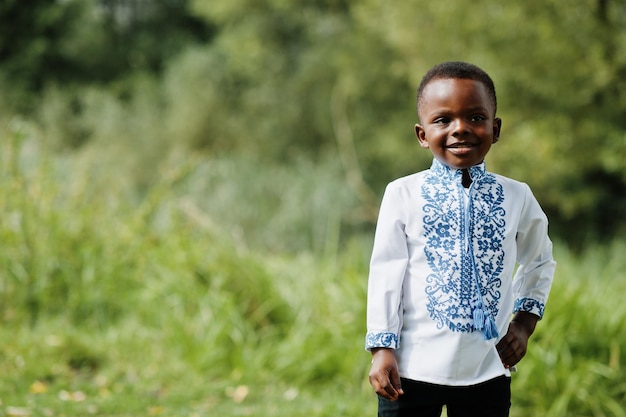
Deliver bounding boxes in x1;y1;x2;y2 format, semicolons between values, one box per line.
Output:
365;61;556;417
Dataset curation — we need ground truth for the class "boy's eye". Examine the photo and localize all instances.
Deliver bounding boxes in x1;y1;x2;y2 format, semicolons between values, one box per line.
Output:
433;118;450;124
470;115;486;122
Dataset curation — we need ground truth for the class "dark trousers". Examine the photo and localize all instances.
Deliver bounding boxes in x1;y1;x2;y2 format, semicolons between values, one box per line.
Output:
377;376;511;417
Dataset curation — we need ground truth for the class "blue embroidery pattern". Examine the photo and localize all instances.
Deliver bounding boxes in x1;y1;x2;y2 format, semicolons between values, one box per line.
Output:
422;162;506;336
366;332;399;349
514;297;545;318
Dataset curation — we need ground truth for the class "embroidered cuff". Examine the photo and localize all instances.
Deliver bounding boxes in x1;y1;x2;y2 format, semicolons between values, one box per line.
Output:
513;297;545;318
365;332;399;350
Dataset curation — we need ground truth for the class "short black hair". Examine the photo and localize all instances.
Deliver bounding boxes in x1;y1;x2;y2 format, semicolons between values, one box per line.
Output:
416;61;497;117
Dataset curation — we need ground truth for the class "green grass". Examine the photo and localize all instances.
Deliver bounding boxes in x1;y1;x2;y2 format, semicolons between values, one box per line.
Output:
0;125;625;416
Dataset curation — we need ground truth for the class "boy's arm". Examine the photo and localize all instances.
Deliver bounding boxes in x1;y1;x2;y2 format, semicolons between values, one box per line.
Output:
500;184;556;368
496;185;556;368
365;182;409;398
365;182;409;351
513;184;556;308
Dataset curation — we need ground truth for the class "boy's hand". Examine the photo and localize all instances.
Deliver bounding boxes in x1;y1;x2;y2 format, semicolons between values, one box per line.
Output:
369;348;404;401
496;311;539;369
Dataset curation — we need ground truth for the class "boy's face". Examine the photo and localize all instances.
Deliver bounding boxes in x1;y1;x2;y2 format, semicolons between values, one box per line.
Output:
415;78;501;170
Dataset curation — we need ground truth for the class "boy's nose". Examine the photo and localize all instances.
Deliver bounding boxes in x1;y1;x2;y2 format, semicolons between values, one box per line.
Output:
451;119;469;136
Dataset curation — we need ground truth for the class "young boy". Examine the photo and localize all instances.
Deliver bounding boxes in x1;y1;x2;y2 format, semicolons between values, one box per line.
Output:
365;61;556;417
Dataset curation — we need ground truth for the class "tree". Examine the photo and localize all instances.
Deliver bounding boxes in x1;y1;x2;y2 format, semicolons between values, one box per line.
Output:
0;0;213;108
1;0;624;243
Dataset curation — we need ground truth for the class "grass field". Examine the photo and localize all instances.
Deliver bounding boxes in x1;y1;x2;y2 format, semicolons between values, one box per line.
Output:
1;128;624;416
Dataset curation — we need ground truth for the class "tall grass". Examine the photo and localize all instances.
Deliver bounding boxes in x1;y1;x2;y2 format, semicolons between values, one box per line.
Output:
512;242;626;416
0;123;624;416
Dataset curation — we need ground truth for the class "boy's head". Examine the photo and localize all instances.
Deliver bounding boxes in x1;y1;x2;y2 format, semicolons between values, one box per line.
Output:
414;62;502;170
416;61;497;120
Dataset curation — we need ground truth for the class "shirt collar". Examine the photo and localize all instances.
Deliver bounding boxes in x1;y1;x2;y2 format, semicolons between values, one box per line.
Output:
430;159;487;183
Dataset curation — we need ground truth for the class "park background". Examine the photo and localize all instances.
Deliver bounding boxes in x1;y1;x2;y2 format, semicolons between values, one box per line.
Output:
0;0;625;415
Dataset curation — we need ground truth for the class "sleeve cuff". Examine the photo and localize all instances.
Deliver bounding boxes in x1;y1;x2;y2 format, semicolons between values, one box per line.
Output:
365;332;399;350
513;297;545;318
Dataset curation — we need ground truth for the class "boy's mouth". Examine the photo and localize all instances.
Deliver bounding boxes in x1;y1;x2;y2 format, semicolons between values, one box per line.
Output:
446;142;476;148
446;142;478;156
446;142;477;154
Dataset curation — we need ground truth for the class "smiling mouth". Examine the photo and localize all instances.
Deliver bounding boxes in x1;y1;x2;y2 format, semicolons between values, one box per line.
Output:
446;143;477;149
446;143;477;155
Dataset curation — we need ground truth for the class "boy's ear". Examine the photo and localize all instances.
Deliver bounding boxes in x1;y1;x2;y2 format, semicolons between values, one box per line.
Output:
492;117;502;143
415;124;429;148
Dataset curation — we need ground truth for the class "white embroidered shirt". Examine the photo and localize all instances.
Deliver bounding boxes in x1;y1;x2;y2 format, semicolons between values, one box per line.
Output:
365;159;556;386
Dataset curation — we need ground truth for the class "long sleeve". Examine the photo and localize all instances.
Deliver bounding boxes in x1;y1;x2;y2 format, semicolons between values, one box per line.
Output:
512;184;556;318
365;182;410;350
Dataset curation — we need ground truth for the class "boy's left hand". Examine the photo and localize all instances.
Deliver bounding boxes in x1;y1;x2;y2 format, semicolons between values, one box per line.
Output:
496;311;539;369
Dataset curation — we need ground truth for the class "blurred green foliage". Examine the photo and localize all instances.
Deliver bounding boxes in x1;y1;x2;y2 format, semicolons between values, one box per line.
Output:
1;0;624;245
0;128;624;416
1;2;625;415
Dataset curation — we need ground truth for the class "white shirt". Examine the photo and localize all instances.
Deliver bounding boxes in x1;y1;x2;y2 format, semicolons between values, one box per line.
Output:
365;159;556;386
